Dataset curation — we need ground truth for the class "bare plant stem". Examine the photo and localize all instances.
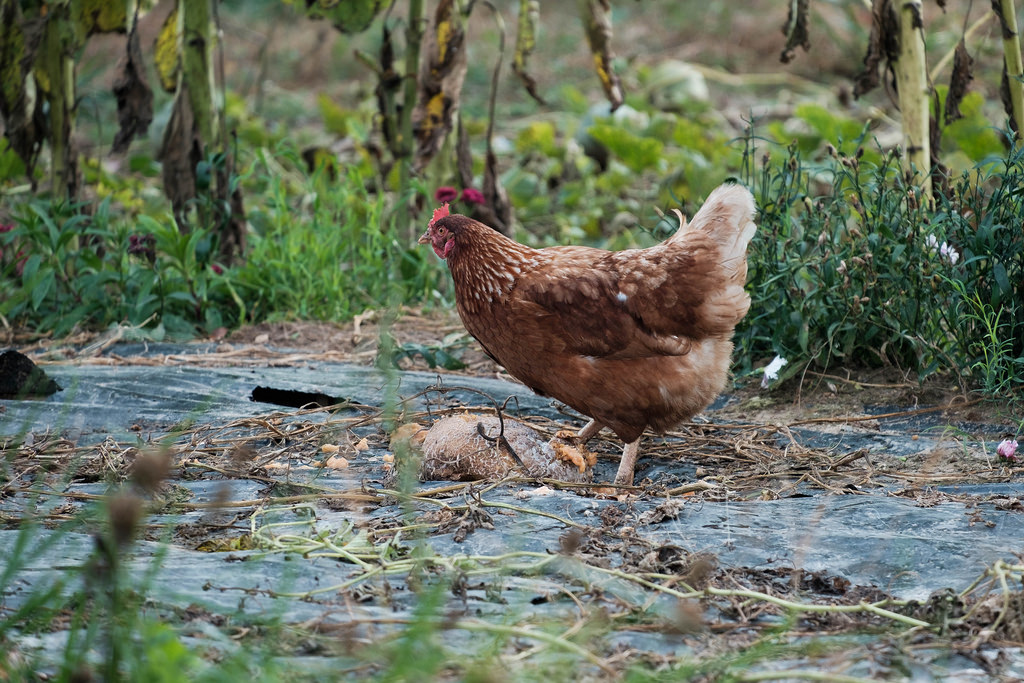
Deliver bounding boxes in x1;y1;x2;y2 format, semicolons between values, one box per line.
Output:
896;0;932;199
996;0;1024;140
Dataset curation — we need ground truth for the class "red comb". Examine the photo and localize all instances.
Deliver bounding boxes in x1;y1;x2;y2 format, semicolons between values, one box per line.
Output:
431;203;450;225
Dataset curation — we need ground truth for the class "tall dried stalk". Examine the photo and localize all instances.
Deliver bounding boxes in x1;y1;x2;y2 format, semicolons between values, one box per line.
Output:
896;0;931;199
994;0;1024;140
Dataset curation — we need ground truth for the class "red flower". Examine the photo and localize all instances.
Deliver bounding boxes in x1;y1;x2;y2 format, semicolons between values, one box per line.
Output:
0;224;13;233
460;188;485;205
210;263;223;275
128;233;157;264
434;186;458;203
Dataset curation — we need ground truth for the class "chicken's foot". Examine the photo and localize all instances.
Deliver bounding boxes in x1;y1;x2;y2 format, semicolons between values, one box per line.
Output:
553;419;603;447
613;439;641;486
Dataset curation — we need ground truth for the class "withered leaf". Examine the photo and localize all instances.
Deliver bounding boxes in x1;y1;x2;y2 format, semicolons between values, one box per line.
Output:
375;22;401;151
580;0;623;111
1000;61;1019;135
853;0;899;99
929;95;949;196
412;0;468;171
112;22;154;154
159;83;202;226
779;0;811;64
513;0;546;105
944;39;973;124
477;147;514;236
456;116;473;190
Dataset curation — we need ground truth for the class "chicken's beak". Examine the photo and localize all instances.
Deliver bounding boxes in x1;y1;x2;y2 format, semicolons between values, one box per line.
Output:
417;230;431;245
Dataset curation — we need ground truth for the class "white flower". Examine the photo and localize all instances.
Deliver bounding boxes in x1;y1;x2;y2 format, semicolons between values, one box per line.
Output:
996;439;1019;461
939;242;960;265
926;234;959;265
761;355;788;388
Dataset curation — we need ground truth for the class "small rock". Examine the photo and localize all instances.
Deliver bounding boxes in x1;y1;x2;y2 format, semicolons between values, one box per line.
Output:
0;350;61;398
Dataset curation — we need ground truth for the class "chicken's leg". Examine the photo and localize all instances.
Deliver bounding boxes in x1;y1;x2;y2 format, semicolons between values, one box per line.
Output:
613;439;641;486
576;419;603;443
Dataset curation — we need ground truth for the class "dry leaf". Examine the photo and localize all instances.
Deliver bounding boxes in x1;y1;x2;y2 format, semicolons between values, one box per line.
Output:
779;0;811;64
324;455;349;469
579;0;623;110
111;20;153;154
513;0;545;104
412;0;468;171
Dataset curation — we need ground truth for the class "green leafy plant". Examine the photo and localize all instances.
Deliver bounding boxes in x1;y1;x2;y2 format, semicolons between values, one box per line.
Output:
738;124;1024;394
385;332;469;371
0;200;242;338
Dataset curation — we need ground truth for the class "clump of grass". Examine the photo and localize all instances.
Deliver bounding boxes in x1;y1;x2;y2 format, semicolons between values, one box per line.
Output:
0;199;244;338
234;146;440;323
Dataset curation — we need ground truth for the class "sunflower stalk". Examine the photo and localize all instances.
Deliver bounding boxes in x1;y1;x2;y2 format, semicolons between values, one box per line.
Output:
994;0;1024;141
895;0;931;199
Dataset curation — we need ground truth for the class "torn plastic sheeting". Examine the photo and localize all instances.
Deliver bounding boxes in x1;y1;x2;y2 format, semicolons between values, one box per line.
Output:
0;363;563;444
0;527;632;627
644;493;1024;600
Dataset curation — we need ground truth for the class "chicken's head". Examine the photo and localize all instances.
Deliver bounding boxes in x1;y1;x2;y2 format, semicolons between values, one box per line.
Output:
418;204;457;260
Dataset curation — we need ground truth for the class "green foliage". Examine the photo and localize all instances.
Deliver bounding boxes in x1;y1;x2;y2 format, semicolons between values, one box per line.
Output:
738;130;1024;392
515;121;560;158
587;123;664;174
0;138;27;183
0;144;444;337
767;103;883;167
0;200;239;338
941;91;1006;164
235;149;441;322
316;93;353;138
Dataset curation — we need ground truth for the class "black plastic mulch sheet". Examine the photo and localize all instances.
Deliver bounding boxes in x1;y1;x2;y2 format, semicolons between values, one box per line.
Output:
2;343;1022;677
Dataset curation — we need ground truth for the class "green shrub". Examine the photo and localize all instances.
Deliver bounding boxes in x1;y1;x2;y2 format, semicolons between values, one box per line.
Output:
738;131;1024;392
0;149;443;338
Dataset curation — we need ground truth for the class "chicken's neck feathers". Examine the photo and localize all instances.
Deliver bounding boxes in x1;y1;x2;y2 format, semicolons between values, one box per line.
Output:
448;228;539;313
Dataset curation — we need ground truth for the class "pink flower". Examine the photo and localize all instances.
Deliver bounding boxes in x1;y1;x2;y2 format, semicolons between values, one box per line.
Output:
996;439;1019;461
210;263;223;275
434;186;458;203
0;224;13;233
460;187;485;205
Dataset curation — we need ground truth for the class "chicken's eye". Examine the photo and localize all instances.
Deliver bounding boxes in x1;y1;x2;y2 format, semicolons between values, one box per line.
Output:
436;226;447;236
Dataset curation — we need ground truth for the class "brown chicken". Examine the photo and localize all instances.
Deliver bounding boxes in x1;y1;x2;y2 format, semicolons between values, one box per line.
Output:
418;183;757;485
